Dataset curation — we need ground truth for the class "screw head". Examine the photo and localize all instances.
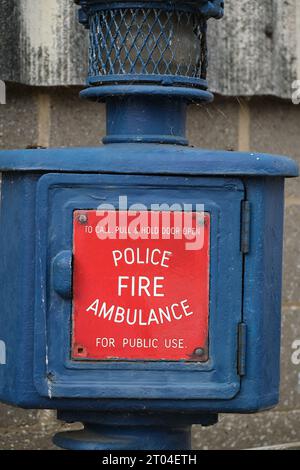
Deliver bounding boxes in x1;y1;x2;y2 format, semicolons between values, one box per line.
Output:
78;213;88;224
197;214;207;226
47;372;54;381
194;348;205;357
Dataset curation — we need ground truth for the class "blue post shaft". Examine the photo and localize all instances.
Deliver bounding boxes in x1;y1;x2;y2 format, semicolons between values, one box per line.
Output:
54;412;218;450
54;423;192;451
104;96;188;145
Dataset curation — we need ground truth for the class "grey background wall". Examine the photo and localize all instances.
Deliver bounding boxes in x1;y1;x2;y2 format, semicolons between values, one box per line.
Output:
0;0;300;449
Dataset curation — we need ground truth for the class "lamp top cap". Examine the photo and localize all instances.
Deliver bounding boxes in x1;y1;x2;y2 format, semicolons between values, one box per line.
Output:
74;1;224;19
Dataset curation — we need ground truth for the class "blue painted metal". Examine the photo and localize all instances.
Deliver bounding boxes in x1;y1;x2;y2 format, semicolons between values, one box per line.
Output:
54;422;192;451
53;411;217;450
0;0;298;451
103;95;190;145
0;166;297;413
52;251;73;299
54;412;190;450
0;145;297;176
34;174;244;401
88;74;208;88
76;1;225;29
85;5;208;84
81;89;213;144
75;2;222;81
76;0;216;145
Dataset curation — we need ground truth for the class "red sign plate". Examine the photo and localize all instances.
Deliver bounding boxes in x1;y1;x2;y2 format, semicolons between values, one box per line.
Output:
72;211;210;361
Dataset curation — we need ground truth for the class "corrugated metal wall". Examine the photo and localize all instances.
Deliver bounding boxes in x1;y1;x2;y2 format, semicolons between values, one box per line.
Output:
0;0;299;98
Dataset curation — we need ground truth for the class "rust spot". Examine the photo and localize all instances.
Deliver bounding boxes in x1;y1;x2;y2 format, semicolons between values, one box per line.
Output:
74;344;87;357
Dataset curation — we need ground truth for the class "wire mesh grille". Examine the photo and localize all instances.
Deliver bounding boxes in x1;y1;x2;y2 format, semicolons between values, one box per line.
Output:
88;8;207;82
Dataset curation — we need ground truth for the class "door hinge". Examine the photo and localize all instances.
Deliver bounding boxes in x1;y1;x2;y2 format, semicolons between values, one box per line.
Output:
241;200;251;254
237;322;247;376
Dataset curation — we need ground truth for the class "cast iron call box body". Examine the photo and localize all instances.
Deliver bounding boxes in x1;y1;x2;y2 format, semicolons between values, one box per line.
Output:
0;0;298;450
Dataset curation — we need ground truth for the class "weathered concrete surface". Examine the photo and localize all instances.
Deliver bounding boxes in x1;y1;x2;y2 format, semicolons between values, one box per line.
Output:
0;410;80;450
280;308;300;411
208;0;298;98
193;410;300;450
49;88;105;148
0;415;59;450
283;207;300;307
0;85;38;150
0;1;21;84
0;85;299;449
0;404;38;429
0;0;87;87
0;1;299;98
188;99;239;151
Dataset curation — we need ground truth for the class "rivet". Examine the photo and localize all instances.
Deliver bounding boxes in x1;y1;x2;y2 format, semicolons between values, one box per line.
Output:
78;213;88;224
194;348;205;356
